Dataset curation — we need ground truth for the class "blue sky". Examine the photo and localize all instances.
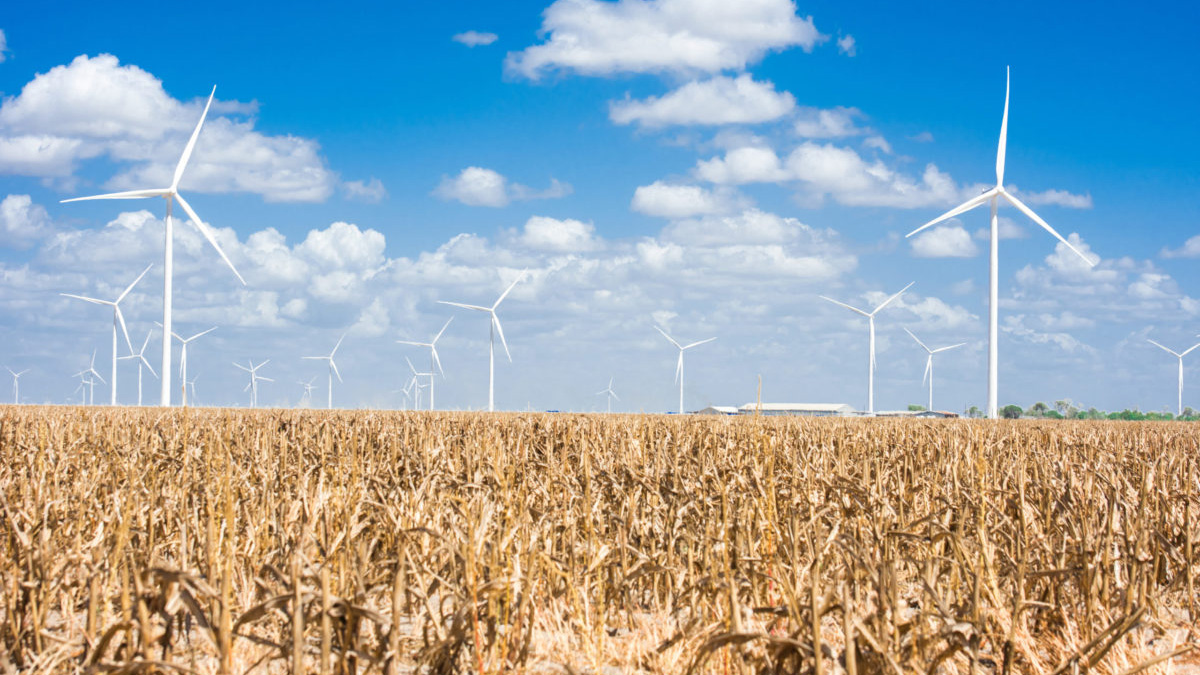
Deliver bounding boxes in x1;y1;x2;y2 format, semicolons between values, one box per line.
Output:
1;0;1199;412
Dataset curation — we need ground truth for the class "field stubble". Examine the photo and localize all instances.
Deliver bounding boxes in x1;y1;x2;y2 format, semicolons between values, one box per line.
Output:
0;407;1198;674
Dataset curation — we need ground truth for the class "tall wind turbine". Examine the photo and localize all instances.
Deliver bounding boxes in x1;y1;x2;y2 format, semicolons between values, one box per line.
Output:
172;326;217;407
655;326;716;415
61;86;247;407
438;270;527;412
397;318;452;410
1147;340;1200;416
117;330;158;406
903;328;966;412
234;359;271;408
6;367;29;405
74;350;105;406
596;377;619;413
905;68;1096;419
303;334;345;409
820;282;914;415
61;264;153;405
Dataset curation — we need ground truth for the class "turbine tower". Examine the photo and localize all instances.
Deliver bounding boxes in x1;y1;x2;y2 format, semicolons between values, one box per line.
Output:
903;328;966;412
6;367;29;405
172;326;217;407
1147;340;1200;417
234;359;271;408
302;334;345;409
117;330;158;406
61;264;152;405
655;326;716;415
905;68;1096;419
438;270;527;412
596;377;619;413
74;350;105;406
61;86;247;407
820;282;914;415
397;318;452;410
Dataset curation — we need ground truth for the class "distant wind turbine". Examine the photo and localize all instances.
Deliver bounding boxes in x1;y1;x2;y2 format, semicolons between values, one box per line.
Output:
595;377;619;413
6;367;29;405
438;270;527;412
61;86;247;407
61;264;153;405
404;356;433;411
74;350;105;406
903;328;966;412
234;359;272;408
397;317;452;410
303;334;345;409
655;326;716;415
185;375;199;406
1147;340;1200;416
820;282;914;415
117;330;158;406
298;377;317;407
905;67;1096;419
172;326;217;407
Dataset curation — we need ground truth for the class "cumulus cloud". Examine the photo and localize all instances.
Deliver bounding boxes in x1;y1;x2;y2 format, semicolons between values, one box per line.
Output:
519;216;599;252
836;35;856;56
1003;315;1095;355
0;194;54;249
973;216;1027;240
0;54;336;201
609;75;795;127
0;29;8;63
342;178;387;203
631;181;743;218
505;0;825;79
453;31;498;47
911;224;978;258
1160;234;1200;259
1014;188;1093;209
434;167;572;207
793;106;864;138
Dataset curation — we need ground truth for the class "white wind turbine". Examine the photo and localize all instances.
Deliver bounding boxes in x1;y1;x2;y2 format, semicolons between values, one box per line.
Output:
234;360;272;408
297;377;317;407
396;318;452;410
302;334;345;409
404;356;433;411
172;326;217;407
6;367;29;405
595;377;619;413
654;326;716;415
438;270;527;412
903;328;966;413
61;86;247;407
1147;340;1200;417
905;67;1096;419
820;282;914;415
74;350;105;406
73;376;90;406
61;264;153;405
185;376;199;406
117;330;158;406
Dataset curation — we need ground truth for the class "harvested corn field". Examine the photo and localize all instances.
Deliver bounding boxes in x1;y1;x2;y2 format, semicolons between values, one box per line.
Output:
1;407;1198;674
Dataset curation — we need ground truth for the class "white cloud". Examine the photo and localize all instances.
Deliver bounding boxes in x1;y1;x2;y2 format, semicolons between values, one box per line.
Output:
694;146;787;184
519;216;598;252
506;0;825;79
1003;315;1095;355
1013;188;1093;209
0;54;337;202
974;216;1027;240
1160;234;1200;259
0;29;8;63
609;75;795;128
909;131;934;143
0;194;54;249
453;31;498;47
911;224;978;258
631;181;742;218
793;106;863;138
836;35;856;56
342;178;387;203
434;167;572;207
862;135;891;153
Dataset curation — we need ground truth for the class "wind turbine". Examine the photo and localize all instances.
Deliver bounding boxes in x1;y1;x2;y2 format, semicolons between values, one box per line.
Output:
397;318;452;410
117;330;158;406
302;334;345;409
74;350;105;406
595;377;619;413
820;282;914;415
61;264;153;405
438;270;527;412
233;360;271;408
1147;340;1200;417
905;67;1096;419
186;376;199;406
73;376;89;406
172;326;217;407
654;326;716;415
61;86;247;407
404;356;433;411
903;328;966;413
6;367;29;405
297;377;317;407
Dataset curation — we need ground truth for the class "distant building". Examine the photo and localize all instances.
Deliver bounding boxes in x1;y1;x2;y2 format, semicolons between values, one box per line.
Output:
736;403;855;417
696;405;739;415
875;410;959;418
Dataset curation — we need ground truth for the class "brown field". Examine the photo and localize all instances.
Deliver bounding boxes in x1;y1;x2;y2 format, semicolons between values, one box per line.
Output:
1;407;1198;674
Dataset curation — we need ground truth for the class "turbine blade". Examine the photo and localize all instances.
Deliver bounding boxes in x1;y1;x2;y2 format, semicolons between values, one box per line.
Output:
818;296;870;317
60;293;109;306
244;381;253;392
438;301;490;312
117;263;154;304
683;337;717;350
189;326;218;341
173;86;216;191
140;356;158;378
493;313;512;362
1000;189;1096;267
872;281;915;315
922;355;931;385
906;189;996;238
997;66;1009;187
675;352;683;384
405;356;418;375
331;333;345;357
395;340;429;347
330;360;342;383
433;317;454;343
932;342;967;353
493;269;528;309
114;306;133;353
233;362;250;371
1147;340;1180;357
258;376;273;382
174;193;247;284
1180;343;1200;357
60;188;169;203
654;325;683;349
431;347;444;376
611;391;619;401
903;327;930;353
91;369;106;384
